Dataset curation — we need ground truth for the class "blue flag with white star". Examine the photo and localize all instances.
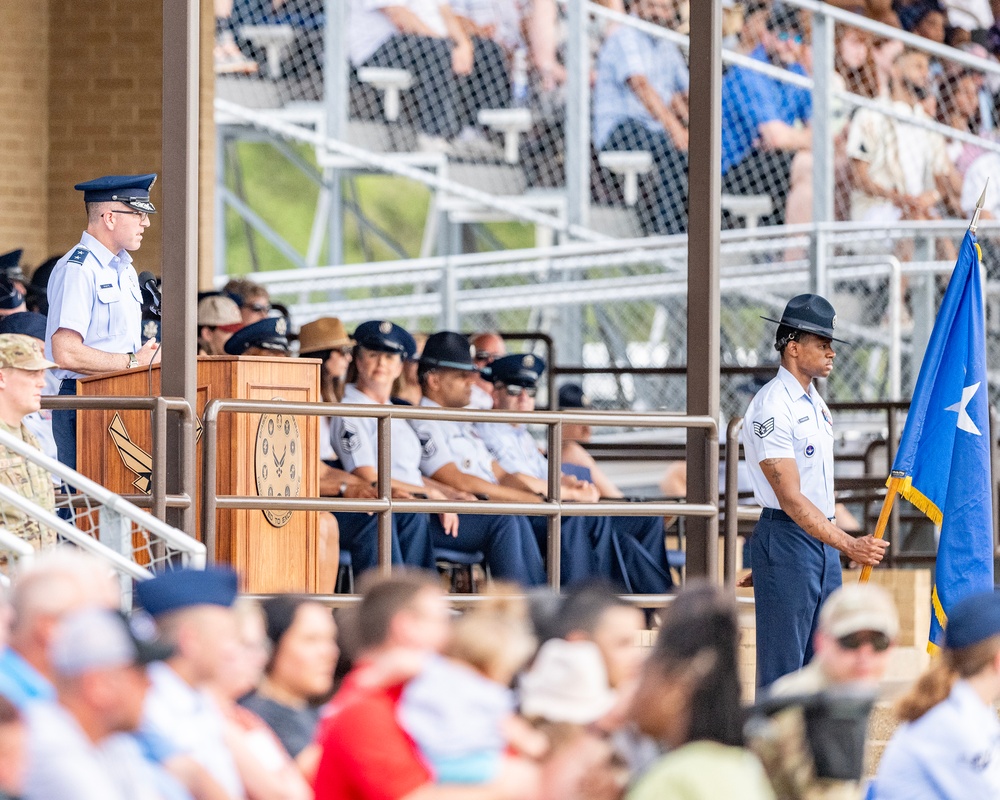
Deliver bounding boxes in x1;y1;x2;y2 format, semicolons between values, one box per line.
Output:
890;230;993;652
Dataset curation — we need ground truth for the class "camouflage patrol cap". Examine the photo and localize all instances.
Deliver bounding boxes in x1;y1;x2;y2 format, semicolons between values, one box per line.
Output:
0;334;58;370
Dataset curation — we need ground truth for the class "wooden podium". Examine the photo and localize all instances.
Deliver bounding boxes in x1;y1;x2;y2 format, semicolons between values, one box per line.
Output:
76;356;321;593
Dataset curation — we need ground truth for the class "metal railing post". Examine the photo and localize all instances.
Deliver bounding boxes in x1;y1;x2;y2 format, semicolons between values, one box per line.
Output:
546;418;563;590
202;401;220;564
376;415;393;575
724;417;743;590
810;8;834;296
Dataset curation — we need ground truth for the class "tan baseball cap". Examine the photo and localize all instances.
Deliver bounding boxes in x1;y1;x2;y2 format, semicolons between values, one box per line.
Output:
0;334;57;370
820;583;899;640
198;295;243;333
298;317;353;355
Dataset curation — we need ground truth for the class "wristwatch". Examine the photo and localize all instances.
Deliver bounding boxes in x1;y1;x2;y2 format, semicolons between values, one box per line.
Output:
127;352;139;369
338;481;348;497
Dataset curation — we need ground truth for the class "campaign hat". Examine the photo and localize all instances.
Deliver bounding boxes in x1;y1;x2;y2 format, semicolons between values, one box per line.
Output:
419;331;478;373
74;173;158;214
353;320;413;357
298;317;353;355
762;294;849;344
490;354;546;387
134;566;239;618
0;334;57;370
224;317;290;355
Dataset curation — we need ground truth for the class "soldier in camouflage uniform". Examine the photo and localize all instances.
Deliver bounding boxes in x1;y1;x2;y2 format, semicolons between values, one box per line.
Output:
0;334;59;550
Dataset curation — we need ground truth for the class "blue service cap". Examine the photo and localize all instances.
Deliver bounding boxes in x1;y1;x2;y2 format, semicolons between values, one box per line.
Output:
558;383;589;409
74;173;158;214
224;317;290;355
0;311;46;340
762;293;849;344
135;566;239;617
490;353;546;387
419;331;478;373
944;590;1000;649
0;250;26;283
0;277;24;311
353;320;413;358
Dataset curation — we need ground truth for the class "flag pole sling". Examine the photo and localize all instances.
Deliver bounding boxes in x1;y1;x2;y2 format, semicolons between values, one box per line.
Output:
859;476;904;583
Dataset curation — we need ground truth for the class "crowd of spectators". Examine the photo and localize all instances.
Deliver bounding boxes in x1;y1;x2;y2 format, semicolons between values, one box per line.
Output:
5;548;992;800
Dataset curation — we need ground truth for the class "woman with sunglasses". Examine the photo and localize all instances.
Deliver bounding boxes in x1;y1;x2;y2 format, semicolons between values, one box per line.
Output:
872;589;1000;799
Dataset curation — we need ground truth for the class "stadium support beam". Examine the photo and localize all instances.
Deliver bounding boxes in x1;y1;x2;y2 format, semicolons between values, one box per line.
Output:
161;0;200;529
685;0;721;581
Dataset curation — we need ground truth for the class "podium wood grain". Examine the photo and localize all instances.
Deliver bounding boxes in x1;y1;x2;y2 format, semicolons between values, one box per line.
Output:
76;356;321;592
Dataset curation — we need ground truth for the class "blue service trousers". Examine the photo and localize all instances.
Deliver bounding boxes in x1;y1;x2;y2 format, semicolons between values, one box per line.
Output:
750;509;842;689
335;512;436;574
429;514;546;587
53;379;77;471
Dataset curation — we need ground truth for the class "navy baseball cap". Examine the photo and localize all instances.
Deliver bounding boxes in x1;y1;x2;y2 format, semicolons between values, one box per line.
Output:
0;250;26;284
944;590;1000;649
0;311;47;340
558;383;590;409
353;320;413;357
135;566;239;618
491;354;546;387
762;294;849;344
419;331;478;373
224;317;290;355
0;277;24;311
74;173;158;214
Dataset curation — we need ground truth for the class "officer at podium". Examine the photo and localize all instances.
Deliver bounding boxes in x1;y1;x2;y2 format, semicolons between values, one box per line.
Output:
44;174;161;469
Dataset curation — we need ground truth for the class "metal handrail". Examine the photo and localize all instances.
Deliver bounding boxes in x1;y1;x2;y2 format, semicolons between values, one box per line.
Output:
0;426;205;568
0;527;37;564
202;398;718;590
40;395;197;531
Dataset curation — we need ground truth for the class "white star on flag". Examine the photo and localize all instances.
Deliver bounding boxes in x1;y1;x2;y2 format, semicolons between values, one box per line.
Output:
945;381;982;436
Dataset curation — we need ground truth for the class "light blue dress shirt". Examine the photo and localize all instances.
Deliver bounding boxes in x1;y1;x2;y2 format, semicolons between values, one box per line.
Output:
475;421;548;481
874;680;1000;799
45;230;143;382
411;398;497;483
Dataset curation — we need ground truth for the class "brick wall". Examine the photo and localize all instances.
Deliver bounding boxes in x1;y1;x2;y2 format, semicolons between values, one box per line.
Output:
47;0;165;270
0;2;50;268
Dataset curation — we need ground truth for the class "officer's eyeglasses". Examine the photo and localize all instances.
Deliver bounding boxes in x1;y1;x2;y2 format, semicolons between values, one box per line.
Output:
247;302;271;313
109;210;149;223
836;631;891;652
501;384;537;398
475;351;500;363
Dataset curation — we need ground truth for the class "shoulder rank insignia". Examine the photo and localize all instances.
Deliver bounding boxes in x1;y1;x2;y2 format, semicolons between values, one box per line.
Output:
67;248;89;265
753;418;775;438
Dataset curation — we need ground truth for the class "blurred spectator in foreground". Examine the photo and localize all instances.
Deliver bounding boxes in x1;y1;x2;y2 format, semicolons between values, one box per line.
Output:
197;295;244;356
627;584;776;800
519;639;629;800
0;334;58;551
135;567;245;800
239;596;338;776
824;0;899;25
398;590;546;784
23;608;172;800
0;696;24;800
593;0;690;235
898;0;949;43
209;598;312;800
873;589;1000;798
469;331;506;410
222;278;271;327
348;0;511;154
847;47;962;257
747;584;897;800
734;0;773;55
721;6;813;229
0;551;118;709
313;571;541;800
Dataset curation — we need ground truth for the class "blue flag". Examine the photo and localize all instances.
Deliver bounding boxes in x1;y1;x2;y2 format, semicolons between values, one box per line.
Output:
890;230;993;652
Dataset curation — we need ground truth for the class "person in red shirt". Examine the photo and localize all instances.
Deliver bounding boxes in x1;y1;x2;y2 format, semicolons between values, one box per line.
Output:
312;571;540;800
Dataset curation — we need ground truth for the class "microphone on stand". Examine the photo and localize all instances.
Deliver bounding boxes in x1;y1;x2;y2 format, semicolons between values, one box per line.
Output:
137;271;161;319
